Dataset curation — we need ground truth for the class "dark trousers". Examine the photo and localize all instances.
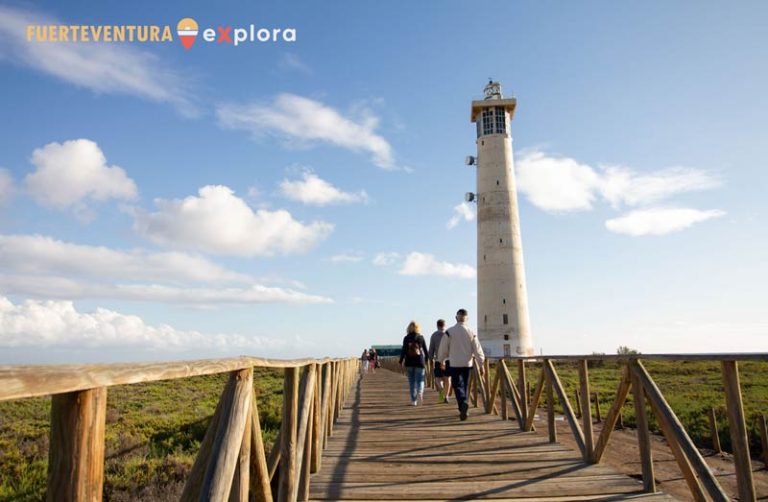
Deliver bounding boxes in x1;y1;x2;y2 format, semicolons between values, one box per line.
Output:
449;366;471;412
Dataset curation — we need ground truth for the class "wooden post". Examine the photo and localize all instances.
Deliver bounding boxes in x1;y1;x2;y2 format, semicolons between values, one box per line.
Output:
278;367;300;502
500;368;508;421
470;368;479;407
47;387;107;502
721;360;756;502
648;393;707;502
321;362;332;448
574;389;582;419
311;364;322;474
578;360;595;463
594;391;602;422
545;360;586;456
230;389;252;502
525;368;545;432
488;364;502;415
546;368;556;443
630;368;655;493
708;407;722;453
295;365;317;502
500;360;523;426
201;368;253;501
631;359;727;502
518;359;528;422
484;358;491;409
249;392;272;502
593;364;631;463
758;414;768;469
298;382;315;502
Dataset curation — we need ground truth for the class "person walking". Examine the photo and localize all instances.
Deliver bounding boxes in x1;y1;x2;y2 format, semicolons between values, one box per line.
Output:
428;319;452;403
369;348;379;373
437;308;485;421
361;349;370;375
399;321;428;406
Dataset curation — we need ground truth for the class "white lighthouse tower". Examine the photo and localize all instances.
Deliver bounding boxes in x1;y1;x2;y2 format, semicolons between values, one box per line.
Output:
468;81;534;357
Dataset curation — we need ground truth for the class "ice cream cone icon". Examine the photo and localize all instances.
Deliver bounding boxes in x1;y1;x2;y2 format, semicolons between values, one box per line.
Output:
177;18;198;49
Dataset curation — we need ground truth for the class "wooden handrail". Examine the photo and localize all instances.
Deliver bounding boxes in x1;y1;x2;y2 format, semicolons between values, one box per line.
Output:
2;355;359;502
477;354;765;502
0;355;343;402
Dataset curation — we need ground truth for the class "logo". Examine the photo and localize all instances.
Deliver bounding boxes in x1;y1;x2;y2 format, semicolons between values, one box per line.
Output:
176;18;198;50
25;18;296;48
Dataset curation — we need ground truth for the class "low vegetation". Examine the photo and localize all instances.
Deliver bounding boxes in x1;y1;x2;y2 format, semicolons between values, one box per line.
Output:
0;368;284;501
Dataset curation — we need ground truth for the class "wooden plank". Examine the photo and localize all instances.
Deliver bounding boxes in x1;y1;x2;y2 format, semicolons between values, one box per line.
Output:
578;360;595;463
0;356;353;402
500;360;524;427
309;476;644;500
495;353;768;362
278;366;300;502
546;368;556;443
721;360;756;502
631;359;726;502
311;363;322;473
593;364;631;462
230;388;251;502
201;368;253;501
295;365;317;502
249;392;272;502
46;387;107;502
180;380;227;501
518;359;528;423
544;360;586;456
630;368;655;493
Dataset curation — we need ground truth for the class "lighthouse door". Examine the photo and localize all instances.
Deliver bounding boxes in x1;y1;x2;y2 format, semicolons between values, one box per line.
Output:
503;344;511;357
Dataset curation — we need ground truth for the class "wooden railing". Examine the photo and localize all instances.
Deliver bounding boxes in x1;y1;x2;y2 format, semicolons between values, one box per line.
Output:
462;354;767;502
0;356;359;502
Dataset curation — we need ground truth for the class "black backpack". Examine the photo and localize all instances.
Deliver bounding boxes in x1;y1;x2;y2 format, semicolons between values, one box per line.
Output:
406;335;422;358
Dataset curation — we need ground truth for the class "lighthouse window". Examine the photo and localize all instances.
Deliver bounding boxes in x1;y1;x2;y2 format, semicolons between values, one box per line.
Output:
499;238;503;244
503;298;506;304
494;107;506;134
482;109;494;136
503;314;509;325
484;315;487;323
496;180;499;186
504;334;509;340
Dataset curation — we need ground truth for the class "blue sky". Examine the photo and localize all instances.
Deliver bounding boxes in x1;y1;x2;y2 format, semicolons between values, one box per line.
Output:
0;1;766;363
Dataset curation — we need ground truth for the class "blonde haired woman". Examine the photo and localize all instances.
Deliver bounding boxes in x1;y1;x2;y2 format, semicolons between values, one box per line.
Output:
398;321;428;405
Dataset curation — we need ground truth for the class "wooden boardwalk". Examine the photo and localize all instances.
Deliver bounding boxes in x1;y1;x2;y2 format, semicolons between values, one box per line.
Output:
310;369;678;501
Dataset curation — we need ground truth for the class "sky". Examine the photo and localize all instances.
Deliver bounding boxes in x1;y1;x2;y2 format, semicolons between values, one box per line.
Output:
0;1;766;364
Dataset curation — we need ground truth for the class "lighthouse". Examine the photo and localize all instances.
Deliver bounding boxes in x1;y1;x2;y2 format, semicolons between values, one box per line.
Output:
468;81;534;357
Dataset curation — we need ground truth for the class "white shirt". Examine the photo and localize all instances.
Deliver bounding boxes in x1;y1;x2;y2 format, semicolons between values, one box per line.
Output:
436;321;485;368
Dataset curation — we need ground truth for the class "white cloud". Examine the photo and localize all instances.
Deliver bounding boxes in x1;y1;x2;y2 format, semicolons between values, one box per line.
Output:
0;296;292;349
329;253;364;263
605;207;726;236
516;150;600;212
0;275;332;305
279;53;312;74
0;234;250;284
399;252;475;279
0;168;13;205
600;166;721;208
447;202;475;229
25;139;137;212
133;185;333;256
217;94;396;169
372;252;400;267
279;170;368;205
516;149;720;213
0;6;196;115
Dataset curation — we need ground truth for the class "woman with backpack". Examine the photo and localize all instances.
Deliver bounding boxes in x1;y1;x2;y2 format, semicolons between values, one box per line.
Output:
399;321;429;406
